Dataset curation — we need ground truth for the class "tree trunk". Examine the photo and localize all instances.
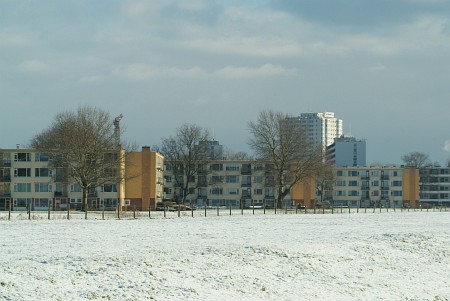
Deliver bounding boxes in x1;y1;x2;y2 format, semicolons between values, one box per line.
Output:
83;187;88;219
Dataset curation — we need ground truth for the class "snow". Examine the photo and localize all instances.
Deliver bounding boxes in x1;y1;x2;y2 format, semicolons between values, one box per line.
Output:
0;212;449;300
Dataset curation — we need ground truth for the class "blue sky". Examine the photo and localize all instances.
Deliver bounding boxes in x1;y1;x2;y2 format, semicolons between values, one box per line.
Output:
1;0;450;164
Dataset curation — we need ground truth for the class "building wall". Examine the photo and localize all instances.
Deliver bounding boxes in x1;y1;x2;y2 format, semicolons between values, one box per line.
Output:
327;136;366;167
124;147;164;210
419;166;450;206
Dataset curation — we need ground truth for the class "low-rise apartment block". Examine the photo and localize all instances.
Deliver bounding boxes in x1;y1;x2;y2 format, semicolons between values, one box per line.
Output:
0;147;163;211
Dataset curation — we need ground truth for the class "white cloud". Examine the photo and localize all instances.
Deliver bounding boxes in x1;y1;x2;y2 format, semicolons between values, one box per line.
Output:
368;63;387;72
18;60;51;73
444;140;450;152
215;64;298;79
113;64;206;80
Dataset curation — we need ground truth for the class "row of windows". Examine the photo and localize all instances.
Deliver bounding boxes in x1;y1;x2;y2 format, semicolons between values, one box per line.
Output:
337;170;402;177
335;180;402;187
11;198;119;207
12;183;117;193
335;190;402;197
11;168;53;178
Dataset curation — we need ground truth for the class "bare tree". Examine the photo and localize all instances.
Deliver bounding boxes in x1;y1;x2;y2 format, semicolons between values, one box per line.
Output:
315;160;336;205
248;110;324;208
160;124;212;204
401;152;430;168
30;105;132;219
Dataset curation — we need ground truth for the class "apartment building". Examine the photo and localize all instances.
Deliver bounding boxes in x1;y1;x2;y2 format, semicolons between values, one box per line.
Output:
419;165;450;206
163;159;317;208
329;166;419;208
0;147;163;211
327;136;366;167
296;112;343;147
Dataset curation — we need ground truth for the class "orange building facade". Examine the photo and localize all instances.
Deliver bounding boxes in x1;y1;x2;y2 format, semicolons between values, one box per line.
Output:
124;146;164;210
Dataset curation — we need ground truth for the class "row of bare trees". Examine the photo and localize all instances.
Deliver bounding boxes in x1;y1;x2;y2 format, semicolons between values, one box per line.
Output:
30;105;443;215
161;110;335;208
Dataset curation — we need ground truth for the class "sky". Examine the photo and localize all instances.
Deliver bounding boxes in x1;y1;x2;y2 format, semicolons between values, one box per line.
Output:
1;0;450;164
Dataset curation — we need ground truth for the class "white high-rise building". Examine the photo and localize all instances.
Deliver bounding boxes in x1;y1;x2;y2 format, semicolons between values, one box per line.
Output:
297;112;343;147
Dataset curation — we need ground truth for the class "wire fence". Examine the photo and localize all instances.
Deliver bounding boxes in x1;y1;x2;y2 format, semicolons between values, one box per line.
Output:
0;203;448;221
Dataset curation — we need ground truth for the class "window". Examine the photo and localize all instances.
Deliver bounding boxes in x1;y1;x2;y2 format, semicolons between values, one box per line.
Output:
226;175;239;183
71;184;82;192
35;153;51;162
372;180;379;186
337;170;343;176
372;190;379;196
211;176;223;184
35;168;52;177
371;170;380;177
14;183;31;192
163;187;172;194
164;175;172;183
225;164;240;171
335;190;346;196
393;171;402;177
348;190;359;196
14;153;31;162
253;188;263;195
392;181;402;187
210;187;223;195
227;188;239;195
265;188;274;197
14;198;31;207
242;176;251;185
210;164;223;171
348;180;358;186
70;198;82;203
391;191;402;196
35;183;52;192
348;170;358;177
253;176;263;183
102;184;117;192
336;180;346;186
14;168;31;177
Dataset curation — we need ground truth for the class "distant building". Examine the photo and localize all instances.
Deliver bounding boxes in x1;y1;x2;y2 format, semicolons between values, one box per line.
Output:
327;136;366;167
195;140;224;160
296;112;343;147
419;165;450;206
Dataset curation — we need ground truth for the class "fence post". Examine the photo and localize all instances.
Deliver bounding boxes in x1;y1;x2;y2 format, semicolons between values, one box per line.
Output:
263;199;266;215
229;200;232;216
48;199;51;220
204;202;207;217
117;201;120;219
28;199;31;220
241;199;243;215
149;200;151;219
133;206;136;219
252;199;255;215
102;201;105;220
67;201;70;220
8;198;11;221
217;204;219;216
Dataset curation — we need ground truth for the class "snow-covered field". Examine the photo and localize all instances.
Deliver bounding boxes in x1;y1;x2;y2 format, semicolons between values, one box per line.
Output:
0;212;449;301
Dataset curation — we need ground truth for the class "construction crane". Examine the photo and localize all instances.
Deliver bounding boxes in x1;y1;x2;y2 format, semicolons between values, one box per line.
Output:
113;114;123;145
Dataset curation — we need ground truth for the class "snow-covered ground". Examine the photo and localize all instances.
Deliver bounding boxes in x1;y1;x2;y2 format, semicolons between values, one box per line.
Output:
0;212;449;301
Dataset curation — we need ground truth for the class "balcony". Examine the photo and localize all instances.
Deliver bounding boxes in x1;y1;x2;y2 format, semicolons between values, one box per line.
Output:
54;191;68;197
0;176;11;182
0;161;11;167
241;169;252;175
381;175;390;180
241;182;252;187
360;175;370;180
361;185;370;190
381;186;390;190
